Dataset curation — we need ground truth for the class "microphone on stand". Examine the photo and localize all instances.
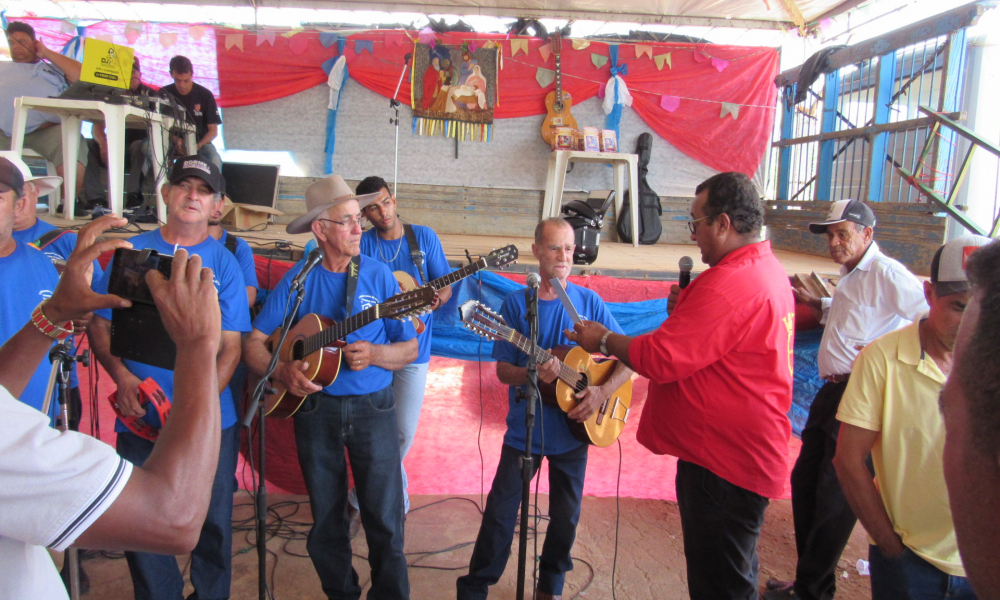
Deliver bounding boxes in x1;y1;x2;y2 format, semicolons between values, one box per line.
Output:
291;248;325;290
678;256;694;289
526;273;541;290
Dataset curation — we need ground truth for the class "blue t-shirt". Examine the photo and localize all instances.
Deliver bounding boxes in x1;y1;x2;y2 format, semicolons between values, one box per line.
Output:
252;254;416;397
0;242;61;419
493;282;625;456
218;230;260;292
93;229;251;430
359;225;451;364
0;61;67;135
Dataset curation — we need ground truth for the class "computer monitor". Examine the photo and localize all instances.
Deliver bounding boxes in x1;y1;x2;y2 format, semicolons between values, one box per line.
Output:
221;163;280;209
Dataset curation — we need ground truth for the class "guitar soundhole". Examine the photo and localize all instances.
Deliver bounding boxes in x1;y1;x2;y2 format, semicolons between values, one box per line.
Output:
576;373;589;393
292;340;304;362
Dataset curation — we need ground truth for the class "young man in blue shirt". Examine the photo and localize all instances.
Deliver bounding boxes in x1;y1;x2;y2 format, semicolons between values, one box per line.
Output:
89;157;250;600
357;175;453;520
457;218;633;600
243;174;417;600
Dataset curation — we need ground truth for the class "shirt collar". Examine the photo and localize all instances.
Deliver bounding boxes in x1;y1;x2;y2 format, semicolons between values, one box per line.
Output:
841;240;880;276
897;317;946;383
716;239;772;268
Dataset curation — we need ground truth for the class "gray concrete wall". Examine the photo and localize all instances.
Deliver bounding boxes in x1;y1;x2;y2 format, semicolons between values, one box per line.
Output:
222;80;718;199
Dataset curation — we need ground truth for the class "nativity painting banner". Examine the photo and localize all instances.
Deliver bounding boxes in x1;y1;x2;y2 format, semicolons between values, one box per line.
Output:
411;41;498;142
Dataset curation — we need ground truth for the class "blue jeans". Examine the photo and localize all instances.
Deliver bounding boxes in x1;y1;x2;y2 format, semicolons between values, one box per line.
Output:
294;387;408;600
116;425;239;600
869;545;977;600
394;361;429;513
675;460;770;600
456;443;588;599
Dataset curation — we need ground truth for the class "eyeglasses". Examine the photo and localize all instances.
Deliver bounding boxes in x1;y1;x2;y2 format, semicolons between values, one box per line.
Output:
316;215;365;229
687;215;709;234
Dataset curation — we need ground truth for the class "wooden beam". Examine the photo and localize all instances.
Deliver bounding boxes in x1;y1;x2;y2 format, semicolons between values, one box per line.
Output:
778;0;807;31
775;1;993;87
771;112;966;147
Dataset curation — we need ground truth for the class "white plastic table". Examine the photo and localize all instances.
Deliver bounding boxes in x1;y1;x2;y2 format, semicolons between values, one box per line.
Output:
10;96;196;222
542;150;640;247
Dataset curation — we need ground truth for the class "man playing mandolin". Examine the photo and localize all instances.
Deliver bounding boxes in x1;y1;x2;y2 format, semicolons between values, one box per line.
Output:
243;174;417;600
457;218;632;600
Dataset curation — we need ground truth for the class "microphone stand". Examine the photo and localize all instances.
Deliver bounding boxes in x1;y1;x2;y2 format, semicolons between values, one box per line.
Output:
245;281;309;600
41;338;90;600
515;284;540;600
389;53;412;196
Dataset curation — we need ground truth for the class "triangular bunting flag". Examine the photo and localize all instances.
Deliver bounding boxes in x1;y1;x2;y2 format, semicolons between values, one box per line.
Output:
635;44;653;60
538;43;552;63
660;95;680;112
60;20;77;35
124;22;143;44
591;53;608;69
468;41;477;53
257;31;276;46
281;28;302;39
510;39;528;57
319;32;339;48
159;32;178;49
289;34;309;54
535;67;555;88
188;25;206;41
720;102;740;120
418;27;436;45
571;39;590;50
354;40;373;55
654;53;672;70
225;34;244;52
711;57;730;72
693;52;710;63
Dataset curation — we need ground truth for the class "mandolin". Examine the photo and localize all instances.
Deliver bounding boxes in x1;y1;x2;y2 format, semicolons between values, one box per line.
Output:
540;32;578;146
460;300;632;447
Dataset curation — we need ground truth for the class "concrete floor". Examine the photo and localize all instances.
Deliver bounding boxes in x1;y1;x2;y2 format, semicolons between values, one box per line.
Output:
67;493;872;599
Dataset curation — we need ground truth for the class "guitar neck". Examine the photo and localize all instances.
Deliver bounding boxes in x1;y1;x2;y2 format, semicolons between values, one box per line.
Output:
301;305;381;357
502;326;585;393
427;258;486;291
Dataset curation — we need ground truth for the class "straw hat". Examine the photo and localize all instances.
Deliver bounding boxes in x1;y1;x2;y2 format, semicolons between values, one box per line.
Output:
285;175;380;234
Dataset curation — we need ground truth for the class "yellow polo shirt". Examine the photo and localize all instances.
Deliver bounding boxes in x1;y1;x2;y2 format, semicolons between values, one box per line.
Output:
837;319;964;576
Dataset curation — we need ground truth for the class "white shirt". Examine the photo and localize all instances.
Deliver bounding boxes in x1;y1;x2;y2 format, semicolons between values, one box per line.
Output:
817;241;926;378
0;385;132;600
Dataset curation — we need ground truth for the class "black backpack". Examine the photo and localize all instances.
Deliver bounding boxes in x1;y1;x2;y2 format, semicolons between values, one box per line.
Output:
616;132;663;245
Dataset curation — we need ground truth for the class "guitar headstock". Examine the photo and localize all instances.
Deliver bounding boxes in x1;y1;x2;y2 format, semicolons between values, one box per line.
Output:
383;286;436;320
458;300;509;342
484;245;519;270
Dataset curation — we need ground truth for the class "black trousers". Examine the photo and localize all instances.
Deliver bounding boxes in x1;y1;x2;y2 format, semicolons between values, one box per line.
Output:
676;460;770;600
790;380;859;600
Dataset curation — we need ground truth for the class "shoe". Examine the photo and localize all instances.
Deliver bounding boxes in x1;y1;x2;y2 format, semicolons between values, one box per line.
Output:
347;503;361;539
535;591;562;600
766;579;793;591
761;584;797;600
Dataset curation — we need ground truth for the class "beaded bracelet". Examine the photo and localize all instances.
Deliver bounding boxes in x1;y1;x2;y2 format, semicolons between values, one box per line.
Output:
31;301;74;340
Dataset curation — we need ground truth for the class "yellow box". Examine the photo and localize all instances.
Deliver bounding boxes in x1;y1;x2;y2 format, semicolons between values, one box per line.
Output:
80;38;134;89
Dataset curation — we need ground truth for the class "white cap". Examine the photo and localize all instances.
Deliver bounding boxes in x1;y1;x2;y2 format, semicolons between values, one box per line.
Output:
0;151;63;196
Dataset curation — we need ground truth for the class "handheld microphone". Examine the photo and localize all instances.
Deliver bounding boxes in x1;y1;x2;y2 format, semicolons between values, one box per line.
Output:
526;273;541;290
291;248;324;290
678;256;694;289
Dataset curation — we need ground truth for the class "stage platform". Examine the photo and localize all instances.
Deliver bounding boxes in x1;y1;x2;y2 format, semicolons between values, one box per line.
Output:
44;217;839;280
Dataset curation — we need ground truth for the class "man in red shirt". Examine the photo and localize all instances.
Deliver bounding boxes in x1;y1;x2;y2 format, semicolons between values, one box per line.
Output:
568;172;795;600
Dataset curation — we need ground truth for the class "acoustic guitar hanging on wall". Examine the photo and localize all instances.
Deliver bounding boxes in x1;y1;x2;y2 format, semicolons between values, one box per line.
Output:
540;32;578;145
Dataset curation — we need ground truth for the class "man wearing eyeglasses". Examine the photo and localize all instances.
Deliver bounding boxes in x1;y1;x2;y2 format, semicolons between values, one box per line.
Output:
568;172;795;600
89;157;250;600
243;174;417;600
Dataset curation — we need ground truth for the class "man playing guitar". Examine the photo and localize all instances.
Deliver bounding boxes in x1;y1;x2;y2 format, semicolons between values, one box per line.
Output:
456;218;632;600
243;174;416;600
357;175;453;519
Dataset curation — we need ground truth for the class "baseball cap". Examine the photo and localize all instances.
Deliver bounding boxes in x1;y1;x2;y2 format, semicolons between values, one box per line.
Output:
0;157;25;197
809;199;876;234
930;235;993;296
0;151;63;196
169;156;224;193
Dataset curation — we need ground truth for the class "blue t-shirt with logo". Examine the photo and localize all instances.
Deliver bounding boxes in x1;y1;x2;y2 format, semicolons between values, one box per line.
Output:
93;229;251;430
0;241;61;419
493;282;625;456
359;225;451;364
217;229;259;293
253;254;416;397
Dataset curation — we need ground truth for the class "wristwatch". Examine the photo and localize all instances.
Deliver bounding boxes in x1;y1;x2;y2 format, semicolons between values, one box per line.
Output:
599;330;613;356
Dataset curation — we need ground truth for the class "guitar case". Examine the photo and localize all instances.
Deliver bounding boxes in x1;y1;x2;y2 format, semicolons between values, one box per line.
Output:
616;132;663;245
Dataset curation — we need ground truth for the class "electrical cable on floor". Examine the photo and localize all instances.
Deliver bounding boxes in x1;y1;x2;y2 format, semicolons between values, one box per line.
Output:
612;438;623;600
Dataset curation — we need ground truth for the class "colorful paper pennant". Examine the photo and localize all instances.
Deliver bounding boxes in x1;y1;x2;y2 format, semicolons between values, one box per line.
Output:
354;40;373;55
468;41;477;53
289;34;309;54
693;52;710;63
124;22;143;44
319;32;339;48
535;67;555;88
711;57;730;72
510;39;528;57
660;95;680;112
225;34;244;52
60;20;77;35
571;39;590;51
418;27;436;45
591;53;608;69
281;28;302;39
188;25;206;41
720;102;740;120
654;52;672;70
538;43;552;63
256;31;276;46
159;32;178;49
635;44;652;60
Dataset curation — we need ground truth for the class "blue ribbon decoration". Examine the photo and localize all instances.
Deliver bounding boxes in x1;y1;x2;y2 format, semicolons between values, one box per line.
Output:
60;26;87;62
1;11;9;31
605;45;628;143
324;59;349;175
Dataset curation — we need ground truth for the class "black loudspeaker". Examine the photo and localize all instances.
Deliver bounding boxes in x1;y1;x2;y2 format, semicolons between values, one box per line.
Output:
561;190;615;265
